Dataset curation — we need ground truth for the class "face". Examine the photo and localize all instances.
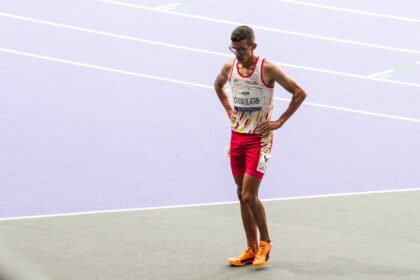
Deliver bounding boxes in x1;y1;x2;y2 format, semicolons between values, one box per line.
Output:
229;39;256;62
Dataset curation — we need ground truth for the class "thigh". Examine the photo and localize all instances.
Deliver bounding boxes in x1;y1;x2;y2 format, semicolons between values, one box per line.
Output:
242;173;262;197
230;131;246;176
233;174;244;195
245;132;273;179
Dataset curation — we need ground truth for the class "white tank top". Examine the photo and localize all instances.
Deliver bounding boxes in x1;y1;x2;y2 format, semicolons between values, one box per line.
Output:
229;56;274;134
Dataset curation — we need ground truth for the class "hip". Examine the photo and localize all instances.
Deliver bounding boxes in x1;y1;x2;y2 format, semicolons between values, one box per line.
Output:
230;130;273;153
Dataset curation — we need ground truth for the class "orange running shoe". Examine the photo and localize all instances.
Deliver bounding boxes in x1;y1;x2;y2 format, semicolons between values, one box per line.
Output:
227;247;256;266
253;241;271;267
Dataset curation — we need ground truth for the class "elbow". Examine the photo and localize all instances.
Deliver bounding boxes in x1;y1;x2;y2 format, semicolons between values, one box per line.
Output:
301;89;307;101
214;83;224;93
295;89;307;103
214;81;220;91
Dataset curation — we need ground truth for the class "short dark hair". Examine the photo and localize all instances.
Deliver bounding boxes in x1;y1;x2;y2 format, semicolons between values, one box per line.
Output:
231;25;255;45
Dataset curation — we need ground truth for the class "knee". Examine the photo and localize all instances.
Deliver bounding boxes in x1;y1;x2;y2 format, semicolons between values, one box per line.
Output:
237;188;243;201
242;192;257;206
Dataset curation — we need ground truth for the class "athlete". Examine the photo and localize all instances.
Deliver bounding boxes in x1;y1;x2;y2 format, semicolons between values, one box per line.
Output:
214;26;307;267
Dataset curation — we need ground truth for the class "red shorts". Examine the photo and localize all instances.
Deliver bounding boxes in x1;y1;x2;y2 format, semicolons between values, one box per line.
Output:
230;130;274;179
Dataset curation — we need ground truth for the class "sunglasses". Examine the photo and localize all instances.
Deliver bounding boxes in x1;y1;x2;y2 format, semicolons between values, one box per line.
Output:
229;45;252;54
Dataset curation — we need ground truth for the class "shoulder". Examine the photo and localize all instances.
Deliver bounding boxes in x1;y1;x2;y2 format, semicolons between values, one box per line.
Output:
262;59;288;79
223;58;235;70
219;58;235;76
261;59;280;73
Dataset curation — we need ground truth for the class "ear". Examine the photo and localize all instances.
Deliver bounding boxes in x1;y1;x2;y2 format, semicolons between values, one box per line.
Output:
252;43;257;50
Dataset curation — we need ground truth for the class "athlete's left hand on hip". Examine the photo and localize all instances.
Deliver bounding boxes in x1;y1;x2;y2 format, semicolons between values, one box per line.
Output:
256;120;283;135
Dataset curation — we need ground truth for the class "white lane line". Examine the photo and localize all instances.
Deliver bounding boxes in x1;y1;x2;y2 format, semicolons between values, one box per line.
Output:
1;12;420;89
96;0;420;55
1;188;419;221
277;62;419;88
0;48;212;89
367;69;395;78
378;74;392;79
287;99;420;123
155;2;182;10
0;12;228;57
1;47;420;124
278;0;420;23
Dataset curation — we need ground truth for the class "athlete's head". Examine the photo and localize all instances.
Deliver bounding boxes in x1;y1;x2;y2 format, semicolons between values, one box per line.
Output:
230;26;257;62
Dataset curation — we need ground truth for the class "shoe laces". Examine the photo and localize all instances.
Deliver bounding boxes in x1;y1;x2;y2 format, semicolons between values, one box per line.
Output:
239;247;252;258
256;244;267;258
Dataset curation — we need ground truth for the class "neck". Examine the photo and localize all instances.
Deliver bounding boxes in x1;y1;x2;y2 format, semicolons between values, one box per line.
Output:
241;54;257;68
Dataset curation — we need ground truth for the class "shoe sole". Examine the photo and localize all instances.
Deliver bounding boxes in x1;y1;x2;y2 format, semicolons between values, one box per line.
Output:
253;250;270;267
253;259;270;267
228;258;255;267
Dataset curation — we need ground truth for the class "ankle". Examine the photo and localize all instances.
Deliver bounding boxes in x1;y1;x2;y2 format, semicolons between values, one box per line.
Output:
248;245;258;253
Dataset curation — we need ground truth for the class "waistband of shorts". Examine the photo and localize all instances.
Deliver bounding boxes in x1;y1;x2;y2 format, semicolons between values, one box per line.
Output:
231;130;261;137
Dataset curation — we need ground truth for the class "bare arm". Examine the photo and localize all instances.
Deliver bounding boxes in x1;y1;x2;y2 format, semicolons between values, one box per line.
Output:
214;59;235;119
257;60;307;135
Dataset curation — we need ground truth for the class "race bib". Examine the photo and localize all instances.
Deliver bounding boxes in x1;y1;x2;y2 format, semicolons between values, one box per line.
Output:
232;89;262;112
256;152;271;173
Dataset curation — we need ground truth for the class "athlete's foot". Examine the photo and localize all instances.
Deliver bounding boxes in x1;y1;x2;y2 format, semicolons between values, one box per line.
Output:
253;241;271;267
227;247;256;266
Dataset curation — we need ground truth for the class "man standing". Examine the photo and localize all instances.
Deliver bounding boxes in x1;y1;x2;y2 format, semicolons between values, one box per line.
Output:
214;26;307;267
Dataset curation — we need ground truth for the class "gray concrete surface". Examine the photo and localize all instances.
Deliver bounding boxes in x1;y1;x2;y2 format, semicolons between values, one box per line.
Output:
0;191;419;280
